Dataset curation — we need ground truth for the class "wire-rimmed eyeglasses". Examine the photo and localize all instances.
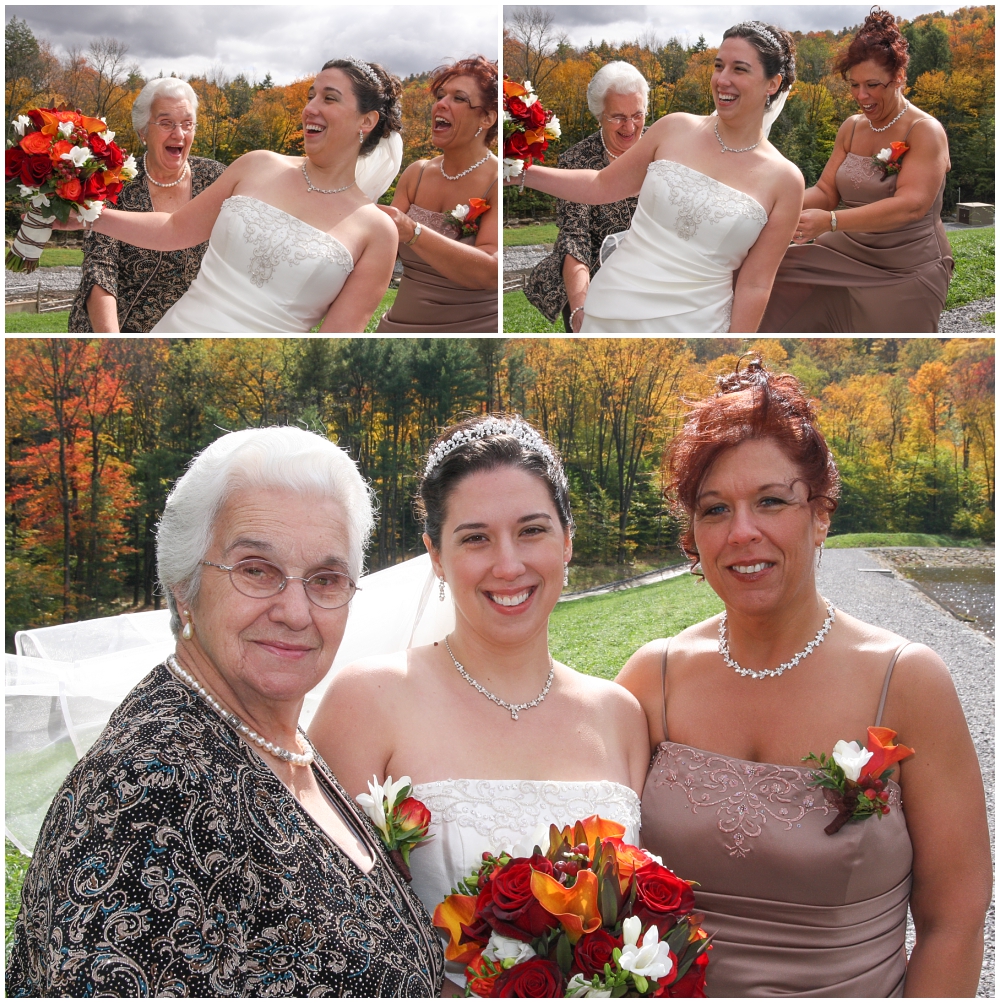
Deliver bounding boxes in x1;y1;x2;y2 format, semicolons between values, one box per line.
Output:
153;119;196;134
202;559;360;609
603;112;646;127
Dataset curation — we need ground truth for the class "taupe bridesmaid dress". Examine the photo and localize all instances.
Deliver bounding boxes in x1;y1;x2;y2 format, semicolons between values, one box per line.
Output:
376;164;498;333
759;119;953;333
642;642;913;997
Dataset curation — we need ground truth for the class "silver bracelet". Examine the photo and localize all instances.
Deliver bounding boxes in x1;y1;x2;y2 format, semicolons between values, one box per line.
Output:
519;164;528;195
569;305;584;330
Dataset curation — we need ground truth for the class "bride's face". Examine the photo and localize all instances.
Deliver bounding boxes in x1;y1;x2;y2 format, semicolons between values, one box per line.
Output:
431;74;494;150
303;67;377;157
426;466;571;641
712;37;781;119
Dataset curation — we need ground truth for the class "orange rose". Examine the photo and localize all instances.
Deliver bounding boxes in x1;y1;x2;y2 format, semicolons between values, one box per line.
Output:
465;950;500;997
56;177;83;202
19;131;52;156
49;139;73;165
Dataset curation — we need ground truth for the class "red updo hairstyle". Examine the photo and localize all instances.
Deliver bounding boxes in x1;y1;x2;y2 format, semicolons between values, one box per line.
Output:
834;6;910;79
429;55;499;147
668;356;840;566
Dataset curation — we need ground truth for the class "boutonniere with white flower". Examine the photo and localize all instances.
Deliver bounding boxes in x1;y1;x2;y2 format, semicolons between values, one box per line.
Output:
803;726;915;834
446;197;490;238
356;774;432;881
872;141;909;180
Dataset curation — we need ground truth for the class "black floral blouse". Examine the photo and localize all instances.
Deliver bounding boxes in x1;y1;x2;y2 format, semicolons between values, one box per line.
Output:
5;663;444;998
524;130;640;325
67;156;226;333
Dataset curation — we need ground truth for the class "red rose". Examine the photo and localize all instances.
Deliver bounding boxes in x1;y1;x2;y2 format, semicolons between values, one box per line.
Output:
103;179;123;204
526;139;548;159
506;96;528;119
88;133;108;157
56;177;83;201
396;796;431;836
492;957;565;997
573;928;623;978
83;173;107;200
102;142;125;169
527;101;546;129
630;863;696;926
475;856;556;941
662;951;708;997
19;131;51;156
6;147;26;182
20;154;53;186
505;130;530;159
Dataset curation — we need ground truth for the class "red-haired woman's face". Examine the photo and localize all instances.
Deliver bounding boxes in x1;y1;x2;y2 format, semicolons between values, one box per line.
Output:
431;73;495;149
692;439;829;616
847;59;905;119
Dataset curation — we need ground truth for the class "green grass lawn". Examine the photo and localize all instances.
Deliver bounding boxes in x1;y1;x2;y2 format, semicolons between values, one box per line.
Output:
6;839;29;955
504;224;559;246
38;247;83;267
826;532;986;548
503;290;565;333
945;227;994;310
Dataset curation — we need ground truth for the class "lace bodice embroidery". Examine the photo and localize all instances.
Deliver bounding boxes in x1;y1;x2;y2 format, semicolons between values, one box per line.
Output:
840;152;891;191
408;204;461;239
648;161;768;241
411;779;641;853
650;743;901;859
224;195;354;287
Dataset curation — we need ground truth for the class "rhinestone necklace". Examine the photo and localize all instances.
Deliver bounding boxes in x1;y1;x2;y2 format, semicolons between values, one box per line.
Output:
167;655;314;766
444;637;554;720
144;153;189;188
867;99;909;133
301;160;355;194
714;120;764;154
719;600;836;680
439;152;492;181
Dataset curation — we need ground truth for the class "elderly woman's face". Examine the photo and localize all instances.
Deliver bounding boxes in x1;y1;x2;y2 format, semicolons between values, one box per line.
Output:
601;90;646;157
188;487;353;704
692;439;829;618
144;96;195;175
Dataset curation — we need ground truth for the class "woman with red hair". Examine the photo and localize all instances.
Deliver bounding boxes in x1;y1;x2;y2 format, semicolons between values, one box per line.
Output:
760;8;954;332
618;358;990;996
377;56;499;332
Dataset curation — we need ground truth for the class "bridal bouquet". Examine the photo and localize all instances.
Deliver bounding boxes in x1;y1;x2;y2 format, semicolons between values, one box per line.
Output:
5;107;137;271
356;774;432;881
503;78;560;183
434;815;711;997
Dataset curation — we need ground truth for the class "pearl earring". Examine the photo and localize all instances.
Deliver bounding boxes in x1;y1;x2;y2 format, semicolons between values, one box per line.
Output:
438;577;446;602
182;612;193;640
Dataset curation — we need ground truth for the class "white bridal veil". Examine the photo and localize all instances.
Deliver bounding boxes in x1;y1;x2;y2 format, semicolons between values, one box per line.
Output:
5;552;453;854
355;131;404;201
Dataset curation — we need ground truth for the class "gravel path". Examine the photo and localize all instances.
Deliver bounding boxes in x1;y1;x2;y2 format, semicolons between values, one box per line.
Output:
5;265;82;299
818;548;995;997
940;296;995;333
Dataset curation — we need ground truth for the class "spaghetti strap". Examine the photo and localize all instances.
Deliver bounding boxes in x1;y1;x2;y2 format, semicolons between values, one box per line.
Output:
846;116;859;154
875;643;910;726
659;638;671;741
411;161;429;203
482;177;498;199
902;118;922;141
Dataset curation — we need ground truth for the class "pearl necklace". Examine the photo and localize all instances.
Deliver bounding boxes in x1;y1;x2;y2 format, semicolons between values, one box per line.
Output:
439;152;492;181
600;130;619;161
719;600;836;680
301;160;355;194
167;655;314;766
143;153;189;188
444;637;554;720
714;120;764;154
867;99;909;133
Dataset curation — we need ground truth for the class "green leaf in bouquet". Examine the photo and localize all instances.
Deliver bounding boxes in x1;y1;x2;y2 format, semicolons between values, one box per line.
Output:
48;199;72;224
555;931;574;974
665;919;691;955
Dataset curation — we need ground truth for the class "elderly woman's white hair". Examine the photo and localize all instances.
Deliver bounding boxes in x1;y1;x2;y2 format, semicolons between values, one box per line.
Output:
131;77;199;138
156;426;375;637
586;61;649;119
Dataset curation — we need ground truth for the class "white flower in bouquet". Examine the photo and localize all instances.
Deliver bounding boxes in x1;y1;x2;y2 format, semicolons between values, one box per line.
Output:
12;115;31;136
831;740;873;781
29;192;51;208
875;147;892;163
121;153;138;180
483;932;536;969
99;129;116;143
566;973;613;998
522;80;538;107
61;146;93;168
18;184;35;197
452;203;470;221
356;774;411;839
618;917;675;981
76;200;104;223
57;120;76;138
503;109;512;124
544;115;561;140
502;158;525;182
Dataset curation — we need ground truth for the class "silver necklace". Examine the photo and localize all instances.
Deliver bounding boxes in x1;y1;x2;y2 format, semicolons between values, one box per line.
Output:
718;600;835;680
867;99;909;133
714;120;764;154
167;655;314;766
600;130;619;161
143;152;189;188
301;160;355;194
444;637;554;720
439;152;492;181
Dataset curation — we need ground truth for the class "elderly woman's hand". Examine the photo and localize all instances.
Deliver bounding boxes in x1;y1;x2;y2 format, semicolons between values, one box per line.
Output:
792;208;833;244
377;204;418;244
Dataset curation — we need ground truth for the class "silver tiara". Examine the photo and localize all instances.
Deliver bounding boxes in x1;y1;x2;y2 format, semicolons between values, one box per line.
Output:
344;56;379;85
423;417;557;478
736;21;781;51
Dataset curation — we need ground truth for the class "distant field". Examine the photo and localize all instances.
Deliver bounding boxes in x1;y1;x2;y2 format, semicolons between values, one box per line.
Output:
826;532;987;549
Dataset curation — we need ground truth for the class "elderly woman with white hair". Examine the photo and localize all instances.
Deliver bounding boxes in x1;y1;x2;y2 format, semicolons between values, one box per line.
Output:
6;427;445;997
68;77;225;332
525;61;648;331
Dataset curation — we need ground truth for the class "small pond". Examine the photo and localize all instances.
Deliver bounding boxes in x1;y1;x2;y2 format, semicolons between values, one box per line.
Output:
901;566;995;639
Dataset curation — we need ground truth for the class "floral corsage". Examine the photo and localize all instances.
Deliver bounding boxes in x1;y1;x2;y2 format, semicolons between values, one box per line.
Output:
872;142;909;180
448;197;490;238
356;774;432;881
803;727;914;835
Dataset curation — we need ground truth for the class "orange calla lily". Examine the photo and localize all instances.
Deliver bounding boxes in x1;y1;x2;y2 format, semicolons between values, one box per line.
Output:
602;837;652;891
82;114;108;135
567;815;626;853
103;168;123;184
503;79;527;99
524;127;547;146
530;868;601;943
864;726;914;778
432;893;481;962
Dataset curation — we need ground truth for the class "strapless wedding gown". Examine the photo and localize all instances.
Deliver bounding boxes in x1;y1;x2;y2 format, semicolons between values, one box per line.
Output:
581;161;768;333
152;195;354;332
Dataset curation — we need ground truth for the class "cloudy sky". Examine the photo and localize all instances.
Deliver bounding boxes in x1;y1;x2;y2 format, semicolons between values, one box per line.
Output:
8;4;499;85
505;5;967;50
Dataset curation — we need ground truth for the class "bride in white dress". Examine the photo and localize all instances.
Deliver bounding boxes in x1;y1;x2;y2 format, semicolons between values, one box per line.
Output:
53;58;402;333
308;416;648;990
512;22;804;333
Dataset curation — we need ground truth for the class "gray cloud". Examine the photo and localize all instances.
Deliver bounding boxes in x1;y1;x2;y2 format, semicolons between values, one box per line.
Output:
6;5;499;84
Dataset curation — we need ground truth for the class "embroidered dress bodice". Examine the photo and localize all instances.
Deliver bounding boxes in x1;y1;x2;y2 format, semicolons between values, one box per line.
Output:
580;160;768;333
152;195;354;332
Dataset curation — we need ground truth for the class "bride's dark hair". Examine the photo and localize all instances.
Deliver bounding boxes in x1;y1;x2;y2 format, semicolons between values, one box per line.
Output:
722;22;796;96
323;58;403;156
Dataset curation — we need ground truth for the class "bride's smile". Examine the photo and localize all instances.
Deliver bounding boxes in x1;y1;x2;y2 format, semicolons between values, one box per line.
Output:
302;67;377;169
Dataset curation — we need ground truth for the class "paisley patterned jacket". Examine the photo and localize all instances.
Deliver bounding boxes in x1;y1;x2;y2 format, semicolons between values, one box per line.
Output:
6;663;444;998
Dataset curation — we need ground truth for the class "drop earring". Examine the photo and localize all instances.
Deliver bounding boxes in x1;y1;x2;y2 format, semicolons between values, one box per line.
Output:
182;612;193;640
438;577;446;601
475;125;483;137
359;128;364;144
563;564;569;587
816;542;824;568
